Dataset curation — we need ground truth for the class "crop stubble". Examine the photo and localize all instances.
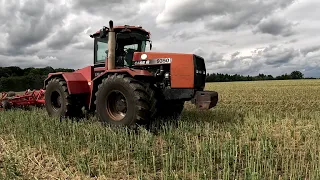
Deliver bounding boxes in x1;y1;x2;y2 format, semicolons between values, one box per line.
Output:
1;79;320;179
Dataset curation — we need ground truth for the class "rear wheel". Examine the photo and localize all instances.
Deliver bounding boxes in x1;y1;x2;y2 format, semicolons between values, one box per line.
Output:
45;78;84;119
95;74;156;127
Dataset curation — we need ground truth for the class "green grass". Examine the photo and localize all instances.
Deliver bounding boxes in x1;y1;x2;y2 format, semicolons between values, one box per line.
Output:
1;79;320;179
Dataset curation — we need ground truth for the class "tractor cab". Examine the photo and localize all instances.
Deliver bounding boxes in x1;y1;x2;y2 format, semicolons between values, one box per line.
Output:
90;25;152;68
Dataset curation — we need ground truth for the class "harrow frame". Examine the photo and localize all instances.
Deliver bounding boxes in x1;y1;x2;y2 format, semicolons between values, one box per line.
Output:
0;89;46;111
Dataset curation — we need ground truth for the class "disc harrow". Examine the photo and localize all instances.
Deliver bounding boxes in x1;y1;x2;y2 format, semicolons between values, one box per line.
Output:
0;89;46;111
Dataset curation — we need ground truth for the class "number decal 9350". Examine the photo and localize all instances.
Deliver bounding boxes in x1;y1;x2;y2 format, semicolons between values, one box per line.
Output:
156;58;172;64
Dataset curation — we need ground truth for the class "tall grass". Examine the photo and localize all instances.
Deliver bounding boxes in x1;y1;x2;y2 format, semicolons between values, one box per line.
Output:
1;79;320;179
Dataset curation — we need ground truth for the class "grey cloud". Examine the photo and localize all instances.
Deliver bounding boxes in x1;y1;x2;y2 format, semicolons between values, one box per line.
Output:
206;51;225;63
193;47;225;64
72;40;93;50
72;0;121;11
231;51;240;58
205;17;241;31
0;54;60;68
0;0;320;79
156;1;236;25
285;39;298;44
171;31;197;41
204;44;301;75
253;16;296;36
193;48;207;58
157;0;296;33
71;0;146;18
263;48;298;66
170;29;216;41
195;44;300;75
0;0;68;56
47;23;89;50
303;65;320;78
0;1;19;24
300;45;320;56
0;0;153;69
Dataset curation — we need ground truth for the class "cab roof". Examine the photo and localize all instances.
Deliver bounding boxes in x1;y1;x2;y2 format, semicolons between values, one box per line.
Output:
90;25;151;39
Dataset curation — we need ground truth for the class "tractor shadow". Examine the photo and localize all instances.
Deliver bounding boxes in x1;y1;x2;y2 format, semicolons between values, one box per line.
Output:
52;107;246;136
145;108;245;135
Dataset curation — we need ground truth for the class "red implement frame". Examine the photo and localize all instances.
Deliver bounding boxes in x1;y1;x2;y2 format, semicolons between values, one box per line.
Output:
0;89;46;111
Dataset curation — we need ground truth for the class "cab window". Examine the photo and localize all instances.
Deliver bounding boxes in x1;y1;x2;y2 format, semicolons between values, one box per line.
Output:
124;44;138;51
96;41;108;63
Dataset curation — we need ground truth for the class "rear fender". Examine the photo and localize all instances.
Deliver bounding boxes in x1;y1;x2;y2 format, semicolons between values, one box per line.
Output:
44;66;93;95
88;68;153;111
44;73;91;94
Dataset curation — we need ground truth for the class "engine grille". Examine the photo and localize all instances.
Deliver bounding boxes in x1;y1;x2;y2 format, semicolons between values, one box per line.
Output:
193;55;206;90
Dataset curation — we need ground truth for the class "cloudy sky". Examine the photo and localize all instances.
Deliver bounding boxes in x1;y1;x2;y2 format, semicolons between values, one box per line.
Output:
1;0;319;77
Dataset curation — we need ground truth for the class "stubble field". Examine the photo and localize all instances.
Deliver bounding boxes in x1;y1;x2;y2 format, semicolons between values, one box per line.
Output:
1;79;320;179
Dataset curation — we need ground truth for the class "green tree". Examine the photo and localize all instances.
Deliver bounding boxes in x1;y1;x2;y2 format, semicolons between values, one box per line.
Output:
290;71;304;79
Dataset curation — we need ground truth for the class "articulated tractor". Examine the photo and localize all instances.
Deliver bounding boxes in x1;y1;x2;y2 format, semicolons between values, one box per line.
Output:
44;20;219;126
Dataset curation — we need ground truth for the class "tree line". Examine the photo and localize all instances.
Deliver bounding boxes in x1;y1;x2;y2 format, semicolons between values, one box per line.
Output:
0;66;316;92
0;66;74;92
206;70;312;82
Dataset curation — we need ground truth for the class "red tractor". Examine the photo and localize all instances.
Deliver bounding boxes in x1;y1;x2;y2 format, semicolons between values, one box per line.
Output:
44;20;218;126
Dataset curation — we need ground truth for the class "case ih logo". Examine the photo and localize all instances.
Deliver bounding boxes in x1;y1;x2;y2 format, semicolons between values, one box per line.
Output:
134;60;150;65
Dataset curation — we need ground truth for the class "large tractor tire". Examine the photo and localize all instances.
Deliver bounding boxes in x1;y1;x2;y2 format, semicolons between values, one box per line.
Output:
95;74;156;127
44;77;84;119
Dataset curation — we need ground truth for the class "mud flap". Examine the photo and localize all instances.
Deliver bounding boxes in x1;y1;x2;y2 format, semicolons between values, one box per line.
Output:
191;91;218;110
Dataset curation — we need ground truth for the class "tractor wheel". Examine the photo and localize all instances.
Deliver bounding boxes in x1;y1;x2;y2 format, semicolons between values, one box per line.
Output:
95;74;156;127
44;78;83;119
154;100;185;121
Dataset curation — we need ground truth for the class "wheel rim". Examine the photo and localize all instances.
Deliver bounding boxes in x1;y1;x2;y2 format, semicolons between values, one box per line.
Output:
51;91;62;111
106;90;127;121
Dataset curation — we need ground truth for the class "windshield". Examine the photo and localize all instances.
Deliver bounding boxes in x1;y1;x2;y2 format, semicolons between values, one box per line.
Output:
116;32;148;52
122;40;146;52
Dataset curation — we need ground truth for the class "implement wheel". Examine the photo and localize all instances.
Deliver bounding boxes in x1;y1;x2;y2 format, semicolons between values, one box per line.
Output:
95;74;156;127
1;100;11;110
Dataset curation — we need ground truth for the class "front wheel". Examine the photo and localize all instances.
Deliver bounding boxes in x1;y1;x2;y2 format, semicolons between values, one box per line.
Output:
95;74;156;127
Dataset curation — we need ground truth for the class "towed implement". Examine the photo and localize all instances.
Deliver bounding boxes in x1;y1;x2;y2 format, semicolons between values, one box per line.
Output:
0;89;45;110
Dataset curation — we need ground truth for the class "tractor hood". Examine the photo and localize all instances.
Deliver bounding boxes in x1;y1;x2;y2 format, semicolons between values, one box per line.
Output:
132;52;197;66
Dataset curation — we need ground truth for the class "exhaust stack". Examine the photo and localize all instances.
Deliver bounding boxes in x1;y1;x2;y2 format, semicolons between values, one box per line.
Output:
107;20;116;70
